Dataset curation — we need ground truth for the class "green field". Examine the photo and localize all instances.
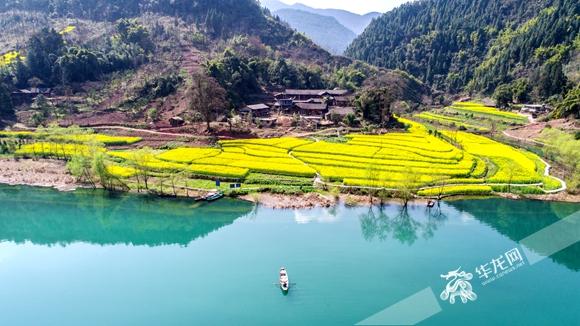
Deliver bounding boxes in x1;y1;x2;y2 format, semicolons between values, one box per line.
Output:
415;102;529;134
3;118;563;197
414;112;489;132
446;102;529;124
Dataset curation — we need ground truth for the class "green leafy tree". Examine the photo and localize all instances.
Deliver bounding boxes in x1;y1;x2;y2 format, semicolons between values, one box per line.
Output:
55;47;103;83
552;84;579;118
131;147;154;191
25;28;64;85
13;58;30;88
91;152;113;190
31;94;51;117
206;49;260;106
511;79;530;103
67;153;96;188
116;19;155;53
493;84;513;109
343;113;357;127
355;87;398;127
0;84;14;118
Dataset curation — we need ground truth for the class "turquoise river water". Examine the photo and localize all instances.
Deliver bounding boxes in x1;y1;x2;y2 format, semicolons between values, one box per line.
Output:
0;185;578;325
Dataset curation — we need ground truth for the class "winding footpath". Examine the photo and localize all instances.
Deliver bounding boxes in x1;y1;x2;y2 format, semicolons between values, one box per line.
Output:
538;156;567;193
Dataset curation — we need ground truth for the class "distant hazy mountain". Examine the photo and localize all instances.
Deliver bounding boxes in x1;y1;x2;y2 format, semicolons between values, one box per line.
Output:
261;0;291;12
275;9;356;55
287;4;381;35
263;0;380;34
261;0;380;54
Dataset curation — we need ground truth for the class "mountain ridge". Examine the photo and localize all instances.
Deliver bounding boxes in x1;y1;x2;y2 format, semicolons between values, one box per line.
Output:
275;8;357;55
262;0;380;34
261;0;380;54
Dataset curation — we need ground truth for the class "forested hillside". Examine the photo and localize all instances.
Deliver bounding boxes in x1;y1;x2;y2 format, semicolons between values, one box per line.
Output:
1;0;323;50
346;0;579;110
0;0;337;91
0;0;430;128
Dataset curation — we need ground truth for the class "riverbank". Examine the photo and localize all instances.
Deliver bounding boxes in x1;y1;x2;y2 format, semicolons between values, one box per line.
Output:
0;158;79;191
1;158;578;206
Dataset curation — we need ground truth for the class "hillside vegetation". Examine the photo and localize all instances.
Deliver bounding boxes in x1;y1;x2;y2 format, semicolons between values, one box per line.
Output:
346;0;579;111
0;0;434;129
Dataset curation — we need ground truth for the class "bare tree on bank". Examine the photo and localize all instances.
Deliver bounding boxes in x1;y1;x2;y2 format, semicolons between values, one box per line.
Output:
397;169;419;208
131;147;154;191
187;72;228;131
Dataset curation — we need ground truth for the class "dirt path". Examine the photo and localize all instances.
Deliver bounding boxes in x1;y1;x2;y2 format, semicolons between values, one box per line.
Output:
502;130;550;147
502;119;579;145
156;46;204;125
93;125;200;137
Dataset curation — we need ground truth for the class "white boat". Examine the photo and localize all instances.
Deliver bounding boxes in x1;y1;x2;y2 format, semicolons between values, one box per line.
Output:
279;267;289;292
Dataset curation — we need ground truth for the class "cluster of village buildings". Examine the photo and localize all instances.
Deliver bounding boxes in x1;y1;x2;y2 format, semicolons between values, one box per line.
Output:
9;87;553;127
238;89;356;127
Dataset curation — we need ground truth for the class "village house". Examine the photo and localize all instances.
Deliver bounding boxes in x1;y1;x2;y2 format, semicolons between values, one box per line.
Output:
325;106;355;123
332;95;354;107
169;116;185;127
521;104;552;116
273;93;294;112
10;88;52;106
238;103;271;117
255;117;277;128
294;102;329;117
284;89;352;102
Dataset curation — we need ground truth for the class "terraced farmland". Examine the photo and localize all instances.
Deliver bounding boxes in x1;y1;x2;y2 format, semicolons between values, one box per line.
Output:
3;118;563;197
446;102;528;124
415;112;489;132
415;102;530;134
0;130;141;145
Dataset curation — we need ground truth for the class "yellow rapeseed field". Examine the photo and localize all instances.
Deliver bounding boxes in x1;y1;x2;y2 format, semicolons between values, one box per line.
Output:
448;102;528;123
0;131;141;145
5;119;562;196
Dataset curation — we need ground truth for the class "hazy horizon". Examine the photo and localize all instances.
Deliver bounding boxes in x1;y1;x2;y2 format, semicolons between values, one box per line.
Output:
276;0;411;15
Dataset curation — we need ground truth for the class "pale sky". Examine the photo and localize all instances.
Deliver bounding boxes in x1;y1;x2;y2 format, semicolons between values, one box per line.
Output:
278;0;411;14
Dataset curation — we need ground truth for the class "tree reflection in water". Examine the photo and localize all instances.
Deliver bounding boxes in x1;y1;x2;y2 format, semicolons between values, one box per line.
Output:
0;185;253;247
360;202;448;245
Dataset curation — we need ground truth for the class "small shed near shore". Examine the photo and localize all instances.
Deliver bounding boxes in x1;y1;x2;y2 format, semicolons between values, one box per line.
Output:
521;104;551;115
256;117;277;128
11;88;52;105
169;116;185;127
239;103;271;117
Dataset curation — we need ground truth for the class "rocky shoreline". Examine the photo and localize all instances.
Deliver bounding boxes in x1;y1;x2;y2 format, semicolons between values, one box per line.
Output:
0;158;79;191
